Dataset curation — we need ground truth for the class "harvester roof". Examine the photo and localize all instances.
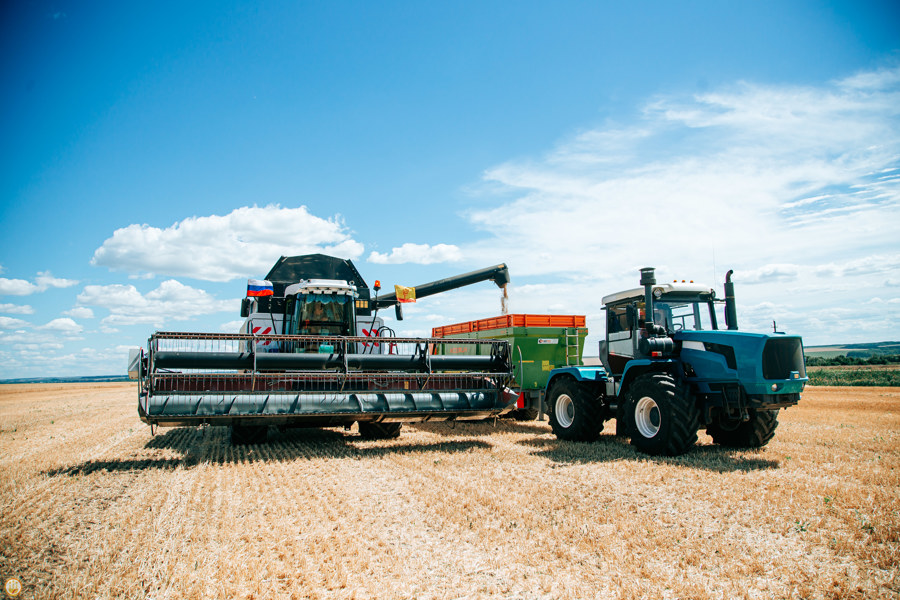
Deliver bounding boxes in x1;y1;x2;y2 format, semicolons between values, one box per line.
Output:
264;255;368;297
284;279;359;297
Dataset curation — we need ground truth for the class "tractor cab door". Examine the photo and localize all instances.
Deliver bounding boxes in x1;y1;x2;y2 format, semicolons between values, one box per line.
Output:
605;302;639;375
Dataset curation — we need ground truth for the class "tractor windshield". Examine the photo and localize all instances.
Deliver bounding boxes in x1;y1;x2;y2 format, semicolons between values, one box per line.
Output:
654;300;717;332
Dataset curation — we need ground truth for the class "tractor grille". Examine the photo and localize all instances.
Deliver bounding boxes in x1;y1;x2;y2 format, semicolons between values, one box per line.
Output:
762;337;806;380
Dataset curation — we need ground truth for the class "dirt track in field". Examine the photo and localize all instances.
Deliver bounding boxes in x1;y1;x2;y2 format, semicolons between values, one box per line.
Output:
1;383;898;599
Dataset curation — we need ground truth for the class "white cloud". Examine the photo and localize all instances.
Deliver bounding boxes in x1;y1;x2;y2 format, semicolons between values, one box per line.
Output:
37;318;83;334
0;278;37;296
0;330;70;347
813;254;900;278
64;306;95;319
77;279;237;328
91;205;365;281
0;271;77;296
0;303;34;315
737;264;802;285
0;316;30;329
219;320;246;332
467;67;900;277
455;66;900;343
35;271;78;290
368;243;463;264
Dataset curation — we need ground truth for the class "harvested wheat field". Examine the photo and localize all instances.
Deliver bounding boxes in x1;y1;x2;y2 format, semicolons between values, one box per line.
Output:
1;383;898;599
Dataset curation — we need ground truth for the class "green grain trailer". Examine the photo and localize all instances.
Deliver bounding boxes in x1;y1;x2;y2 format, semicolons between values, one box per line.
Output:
432;314;587;420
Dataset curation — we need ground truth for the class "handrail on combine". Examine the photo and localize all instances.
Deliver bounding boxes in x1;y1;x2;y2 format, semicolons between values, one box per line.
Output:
147;331;511;375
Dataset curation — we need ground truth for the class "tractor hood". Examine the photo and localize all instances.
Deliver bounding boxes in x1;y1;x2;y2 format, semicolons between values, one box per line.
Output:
674;330;807;396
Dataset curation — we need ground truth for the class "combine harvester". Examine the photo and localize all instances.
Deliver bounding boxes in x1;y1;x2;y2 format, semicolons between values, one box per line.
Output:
129;254;514;444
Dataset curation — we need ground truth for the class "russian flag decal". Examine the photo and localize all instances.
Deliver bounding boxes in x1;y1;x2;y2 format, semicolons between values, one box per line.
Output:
247;279;274;297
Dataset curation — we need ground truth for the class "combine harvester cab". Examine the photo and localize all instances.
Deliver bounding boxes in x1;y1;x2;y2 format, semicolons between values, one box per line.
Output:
129;254;516;444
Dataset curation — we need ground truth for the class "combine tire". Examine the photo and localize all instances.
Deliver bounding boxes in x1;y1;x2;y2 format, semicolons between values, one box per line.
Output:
547;379;602;442
358;421;402;440
707;409;779;448
231;424;268;445
625;373;699;456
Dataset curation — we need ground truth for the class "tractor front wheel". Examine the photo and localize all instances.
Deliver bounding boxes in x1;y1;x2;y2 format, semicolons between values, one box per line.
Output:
547;379;602;442
625;373;699;456
707;409;779;448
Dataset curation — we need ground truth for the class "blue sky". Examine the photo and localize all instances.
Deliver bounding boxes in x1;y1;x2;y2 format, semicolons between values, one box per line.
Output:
1;1;899;378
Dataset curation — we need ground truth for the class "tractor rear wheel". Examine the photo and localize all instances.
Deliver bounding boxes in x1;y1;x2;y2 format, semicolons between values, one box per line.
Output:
358;421;402;440
625;373;699;456
547;379;602;442
231;424;268;445
707;409;779;448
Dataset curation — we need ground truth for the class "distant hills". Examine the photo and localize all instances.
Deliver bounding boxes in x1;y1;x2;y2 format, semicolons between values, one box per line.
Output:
804;341;900;359
0;375;130;385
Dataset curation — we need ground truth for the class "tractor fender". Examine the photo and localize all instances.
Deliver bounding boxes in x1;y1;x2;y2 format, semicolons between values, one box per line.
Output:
545;366;609;397
618;359;677;397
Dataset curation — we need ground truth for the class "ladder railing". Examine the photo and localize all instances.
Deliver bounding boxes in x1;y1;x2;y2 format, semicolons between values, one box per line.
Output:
564;327;586;366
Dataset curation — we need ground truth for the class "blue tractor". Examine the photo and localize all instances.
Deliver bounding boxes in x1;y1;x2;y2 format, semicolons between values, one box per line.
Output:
544;267;807;456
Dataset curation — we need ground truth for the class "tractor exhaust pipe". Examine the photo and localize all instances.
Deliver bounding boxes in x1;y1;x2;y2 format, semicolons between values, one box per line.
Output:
640;267;657;331
724;269;738;330
638;267;673;355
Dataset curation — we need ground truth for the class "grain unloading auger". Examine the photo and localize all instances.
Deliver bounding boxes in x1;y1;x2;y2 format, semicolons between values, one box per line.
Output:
130;255;515;444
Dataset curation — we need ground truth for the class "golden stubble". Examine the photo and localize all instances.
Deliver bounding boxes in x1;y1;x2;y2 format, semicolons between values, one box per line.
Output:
1;383;897;599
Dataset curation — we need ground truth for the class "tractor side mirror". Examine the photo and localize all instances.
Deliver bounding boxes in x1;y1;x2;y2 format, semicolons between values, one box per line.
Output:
240;298;252;318
395;304;404;321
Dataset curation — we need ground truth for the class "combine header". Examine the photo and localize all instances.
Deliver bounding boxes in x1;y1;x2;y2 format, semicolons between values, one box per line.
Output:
130;255;514;443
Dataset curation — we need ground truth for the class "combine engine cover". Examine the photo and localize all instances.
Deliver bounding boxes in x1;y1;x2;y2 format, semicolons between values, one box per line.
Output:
135;332;514;428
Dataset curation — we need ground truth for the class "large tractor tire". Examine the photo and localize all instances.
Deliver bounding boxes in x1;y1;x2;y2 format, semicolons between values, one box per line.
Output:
707;409;779;448
625;373;699;456
546;378;603;442
358;421;402;440
231;424;268;445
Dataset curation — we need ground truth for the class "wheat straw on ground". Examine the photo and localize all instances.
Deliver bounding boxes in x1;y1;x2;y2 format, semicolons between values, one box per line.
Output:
1;383;898;599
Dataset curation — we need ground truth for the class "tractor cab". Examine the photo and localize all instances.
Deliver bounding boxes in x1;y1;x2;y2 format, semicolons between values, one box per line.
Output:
602;281;719;375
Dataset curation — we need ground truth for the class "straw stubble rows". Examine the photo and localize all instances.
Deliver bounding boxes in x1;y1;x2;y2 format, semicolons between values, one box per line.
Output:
1;383;897;599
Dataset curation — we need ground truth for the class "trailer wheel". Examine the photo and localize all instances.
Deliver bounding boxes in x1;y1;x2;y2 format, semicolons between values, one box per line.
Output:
547;379;602;442
358;421;402;440
707;409;779;448
625;373;698;456
231;424;268;445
